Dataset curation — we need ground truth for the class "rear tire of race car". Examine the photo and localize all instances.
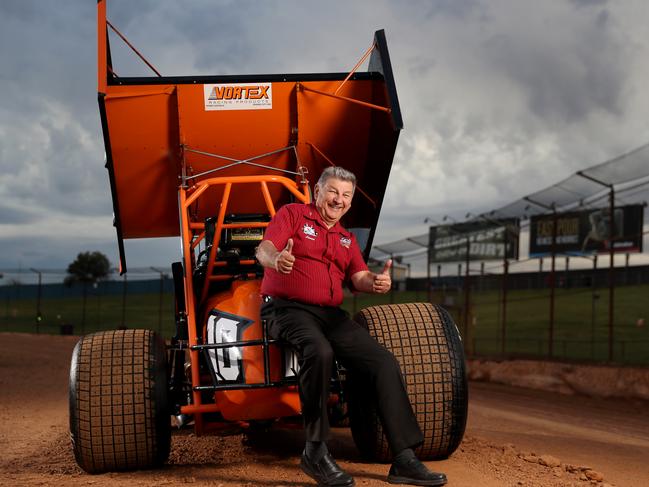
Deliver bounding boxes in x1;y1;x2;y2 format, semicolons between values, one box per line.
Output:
348;303;467;462
69;329;171;473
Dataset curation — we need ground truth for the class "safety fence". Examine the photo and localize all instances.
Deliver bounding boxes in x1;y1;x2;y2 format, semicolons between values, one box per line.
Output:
407;264;649;366
0;271;175;337
1;266;647;366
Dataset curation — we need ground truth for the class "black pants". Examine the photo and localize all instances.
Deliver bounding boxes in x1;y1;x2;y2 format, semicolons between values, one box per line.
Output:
261;297;423;454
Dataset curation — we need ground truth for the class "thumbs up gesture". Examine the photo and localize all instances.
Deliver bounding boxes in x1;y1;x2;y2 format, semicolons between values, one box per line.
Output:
275;238;295;274
372;259;392;294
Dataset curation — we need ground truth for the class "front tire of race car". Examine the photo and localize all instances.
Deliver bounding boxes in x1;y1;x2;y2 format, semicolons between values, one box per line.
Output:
348;303;468;462
69;329;171;473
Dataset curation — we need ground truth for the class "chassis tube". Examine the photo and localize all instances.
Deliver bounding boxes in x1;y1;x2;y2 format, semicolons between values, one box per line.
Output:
179;187;205;432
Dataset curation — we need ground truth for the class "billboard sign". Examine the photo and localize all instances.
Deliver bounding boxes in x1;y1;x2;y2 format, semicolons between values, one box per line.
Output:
529;204;644;256
428;219;519;264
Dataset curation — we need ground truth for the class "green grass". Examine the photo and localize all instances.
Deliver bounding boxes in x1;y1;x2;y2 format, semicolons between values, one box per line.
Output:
0;292;175;337
468;284;649;364
340;284;649;365
2;284;647;365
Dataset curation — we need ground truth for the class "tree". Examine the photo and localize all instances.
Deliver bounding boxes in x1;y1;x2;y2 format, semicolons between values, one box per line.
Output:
65;251;112;332
65;251;111;286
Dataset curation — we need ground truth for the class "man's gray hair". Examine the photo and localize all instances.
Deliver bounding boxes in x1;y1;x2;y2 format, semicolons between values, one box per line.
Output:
316;166;357;189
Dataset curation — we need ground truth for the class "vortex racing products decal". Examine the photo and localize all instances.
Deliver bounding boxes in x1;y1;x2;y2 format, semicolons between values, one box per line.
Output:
206;310;253;383
204;83;272;111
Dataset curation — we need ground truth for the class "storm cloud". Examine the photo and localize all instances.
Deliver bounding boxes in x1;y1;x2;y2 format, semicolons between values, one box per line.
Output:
0;0;647;270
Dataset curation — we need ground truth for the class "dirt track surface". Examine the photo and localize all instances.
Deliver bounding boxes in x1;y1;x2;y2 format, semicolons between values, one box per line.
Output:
1;333;648;487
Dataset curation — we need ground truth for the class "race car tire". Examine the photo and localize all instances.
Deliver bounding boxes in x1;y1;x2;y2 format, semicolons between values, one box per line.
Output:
348;303;467;462
69;329;170;473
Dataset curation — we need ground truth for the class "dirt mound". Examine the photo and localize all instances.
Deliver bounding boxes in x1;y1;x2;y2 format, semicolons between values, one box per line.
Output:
468;358;649;401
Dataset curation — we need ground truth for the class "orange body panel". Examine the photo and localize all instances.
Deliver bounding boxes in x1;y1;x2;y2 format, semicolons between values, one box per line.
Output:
201;280;301;421
104;86;180;237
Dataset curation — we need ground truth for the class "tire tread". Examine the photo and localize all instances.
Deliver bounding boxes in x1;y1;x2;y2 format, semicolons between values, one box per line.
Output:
70;329;170;473
352;303;467;462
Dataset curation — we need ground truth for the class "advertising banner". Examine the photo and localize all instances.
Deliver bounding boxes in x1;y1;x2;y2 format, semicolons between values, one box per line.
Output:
428;219;519;264
529;204;644;256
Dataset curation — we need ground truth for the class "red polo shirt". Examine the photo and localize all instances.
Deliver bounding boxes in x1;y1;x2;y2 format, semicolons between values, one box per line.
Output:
260;203;368;306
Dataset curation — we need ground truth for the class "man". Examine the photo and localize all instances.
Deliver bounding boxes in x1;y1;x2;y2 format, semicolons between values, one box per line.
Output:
256;167;447;487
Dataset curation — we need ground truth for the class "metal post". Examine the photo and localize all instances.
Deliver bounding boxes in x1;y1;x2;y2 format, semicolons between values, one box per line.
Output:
4;282;8;322
121;273;128;329
29;268;42;334
576;171;617;362
502;258;509;355
549;211;557;358
500;225;509;356
81;282;88;335
426;245;431;303
463;236;471;353
437;264;442;305
36;272;42;333
97;282;102;327
591;255;598;358
608;186;615;361
159;274;164;334
480;262;485;293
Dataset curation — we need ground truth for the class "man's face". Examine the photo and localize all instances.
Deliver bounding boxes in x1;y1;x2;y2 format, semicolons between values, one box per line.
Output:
314;177;354;227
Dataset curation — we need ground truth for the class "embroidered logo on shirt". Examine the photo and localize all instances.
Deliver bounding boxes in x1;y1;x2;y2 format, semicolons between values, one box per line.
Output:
303;223;318;240
340;237;352;248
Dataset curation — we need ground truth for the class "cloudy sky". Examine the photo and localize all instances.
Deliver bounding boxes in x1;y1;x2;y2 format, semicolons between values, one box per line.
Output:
1;0;648;275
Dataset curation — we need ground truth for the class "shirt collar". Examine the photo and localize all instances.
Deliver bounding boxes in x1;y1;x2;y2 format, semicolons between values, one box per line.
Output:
304;203;350;236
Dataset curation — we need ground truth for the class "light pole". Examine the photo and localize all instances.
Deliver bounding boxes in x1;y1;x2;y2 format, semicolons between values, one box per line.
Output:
525;196;558;358
467;211;521;356
29;268;42;334
423;218;436;303
442;215;470;350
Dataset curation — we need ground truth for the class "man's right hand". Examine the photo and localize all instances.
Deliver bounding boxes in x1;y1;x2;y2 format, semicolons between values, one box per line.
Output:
274;238;295;274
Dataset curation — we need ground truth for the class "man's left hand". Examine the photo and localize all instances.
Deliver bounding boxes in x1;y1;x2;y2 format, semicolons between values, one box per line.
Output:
372;259;392;294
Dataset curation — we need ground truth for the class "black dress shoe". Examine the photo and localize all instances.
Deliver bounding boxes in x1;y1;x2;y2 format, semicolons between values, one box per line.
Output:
387;457;447;486
300;450;355;487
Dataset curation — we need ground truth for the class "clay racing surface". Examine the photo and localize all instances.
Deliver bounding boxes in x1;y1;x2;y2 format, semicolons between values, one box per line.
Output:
1;333;647;487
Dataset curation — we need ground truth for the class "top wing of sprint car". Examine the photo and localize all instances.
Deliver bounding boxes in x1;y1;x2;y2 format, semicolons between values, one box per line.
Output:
97;0;403;272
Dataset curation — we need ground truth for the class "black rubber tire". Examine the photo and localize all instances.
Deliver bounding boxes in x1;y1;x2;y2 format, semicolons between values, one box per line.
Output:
69;329;171;473
348;303;467;462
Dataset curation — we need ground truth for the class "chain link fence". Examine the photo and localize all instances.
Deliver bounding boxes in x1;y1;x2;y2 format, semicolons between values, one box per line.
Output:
401;263;649;366
2;264;648;366
0;269;175;337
